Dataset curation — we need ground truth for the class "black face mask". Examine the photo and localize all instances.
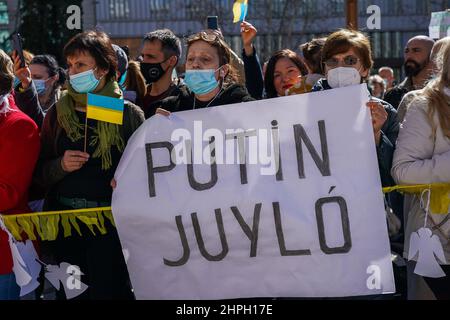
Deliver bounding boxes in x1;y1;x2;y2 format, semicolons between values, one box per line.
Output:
140;61;167;84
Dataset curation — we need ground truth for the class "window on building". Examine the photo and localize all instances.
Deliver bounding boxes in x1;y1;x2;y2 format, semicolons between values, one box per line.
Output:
358;0;370;15
299;0;318;17
149;0;170;19
149;0;170;11
370;32;382;59
386;0;402;16
0;2;8;25
186;0;207;20
231;35;242;56
382;32;391;59
217;0;230;11
109;0;130;19
330;0;344;15
392;31;402;59
265;34;273;58
0;30;10;52
272;0;286;18
415;0;430;15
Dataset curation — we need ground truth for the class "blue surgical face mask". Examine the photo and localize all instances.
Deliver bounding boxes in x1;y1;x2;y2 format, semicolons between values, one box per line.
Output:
118;70;127;91
184;67;222;95
13;76;21;89
34;79;49;95
69;68;101;93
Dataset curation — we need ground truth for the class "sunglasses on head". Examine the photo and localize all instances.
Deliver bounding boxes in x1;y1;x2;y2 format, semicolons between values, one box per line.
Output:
324;55;360;68
189;31;221;43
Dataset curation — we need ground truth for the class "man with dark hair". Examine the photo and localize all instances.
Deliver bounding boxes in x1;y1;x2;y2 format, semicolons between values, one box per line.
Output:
140;29;185;119
384;35;435;109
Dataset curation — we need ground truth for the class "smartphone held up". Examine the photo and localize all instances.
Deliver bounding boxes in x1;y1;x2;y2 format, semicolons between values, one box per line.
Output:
11;33;26;68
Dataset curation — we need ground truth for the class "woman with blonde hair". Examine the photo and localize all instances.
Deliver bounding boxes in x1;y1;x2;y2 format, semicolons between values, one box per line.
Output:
392;41;450;300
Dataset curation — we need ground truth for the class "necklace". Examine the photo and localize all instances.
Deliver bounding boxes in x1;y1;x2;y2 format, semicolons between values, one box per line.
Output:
193;87;223;110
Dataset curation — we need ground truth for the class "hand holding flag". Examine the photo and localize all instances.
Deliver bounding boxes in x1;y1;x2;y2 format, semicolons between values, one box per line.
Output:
233;0;248;23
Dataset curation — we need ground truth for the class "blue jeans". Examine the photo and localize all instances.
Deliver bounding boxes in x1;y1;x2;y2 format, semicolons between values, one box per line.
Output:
0;273;20;300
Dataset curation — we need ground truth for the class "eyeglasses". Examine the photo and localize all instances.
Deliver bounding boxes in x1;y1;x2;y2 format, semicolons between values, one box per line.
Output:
324;55;360;68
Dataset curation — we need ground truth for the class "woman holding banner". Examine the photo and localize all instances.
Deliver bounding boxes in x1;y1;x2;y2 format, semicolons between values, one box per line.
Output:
391;41;450;300
157;29;254;113
312;29;399;188
34;31;144;300
0;49;40;300
311;30;404;299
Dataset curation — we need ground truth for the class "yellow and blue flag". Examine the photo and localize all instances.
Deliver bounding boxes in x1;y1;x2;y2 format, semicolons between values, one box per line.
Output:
233;0;248;23
87;93;124;125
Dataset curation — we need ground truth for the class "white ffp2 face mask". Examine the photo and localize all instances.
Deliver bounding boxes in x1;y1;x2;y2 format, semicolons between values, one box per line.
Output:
327;67;361;89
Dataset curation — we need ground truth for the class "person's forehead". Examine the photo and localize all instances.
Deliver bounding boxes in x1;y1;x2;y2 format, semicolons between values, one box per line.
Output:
275;57;298;70
66;50;94;63
331;47;358;58
29;63;49;75
379;69;393;76
142;40;163;53
187;41;217;56
406;40;428;49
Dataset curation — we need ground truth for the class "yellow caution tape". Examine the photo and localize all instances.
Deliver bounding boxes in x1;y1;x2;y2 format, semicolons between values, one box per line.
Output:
1;207;113;241
1;184;449;241
383;183;450;214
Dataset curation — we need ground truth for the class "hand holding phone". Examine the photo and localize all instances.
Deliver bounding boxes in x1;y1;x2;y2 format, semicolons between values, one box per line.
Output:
11;35;32;89
12;33;25;68
12;52;32;89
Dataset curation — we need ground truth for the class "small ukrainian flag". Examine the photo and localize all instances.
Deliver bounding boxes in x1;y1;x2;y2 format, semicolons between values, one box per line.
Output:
233;0;248;23
87;93;124;125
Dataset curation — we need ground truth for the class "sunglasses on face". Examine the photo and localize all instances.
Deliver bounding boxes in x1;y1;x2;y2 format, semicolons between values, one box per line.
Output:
324;55;360;68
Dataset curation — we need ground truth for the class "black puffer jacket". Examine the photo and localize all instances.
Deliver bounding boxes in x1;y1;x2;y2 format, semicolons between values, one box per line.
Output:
159;83;255;112
143;81;188;119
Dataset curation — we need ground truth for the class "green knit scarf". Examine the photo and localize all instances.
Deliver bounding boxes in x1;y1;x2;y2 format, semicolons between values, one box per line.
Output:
56;80;125;170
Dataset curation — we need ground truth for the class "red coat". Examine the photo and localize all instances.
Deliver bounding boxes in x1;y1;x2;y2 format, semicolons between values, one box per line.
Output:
0;95;40;275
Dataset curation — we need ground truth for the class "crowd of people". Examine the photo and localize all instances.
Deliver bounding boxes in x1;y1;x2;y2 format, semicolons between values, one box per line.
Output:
0;20;449;300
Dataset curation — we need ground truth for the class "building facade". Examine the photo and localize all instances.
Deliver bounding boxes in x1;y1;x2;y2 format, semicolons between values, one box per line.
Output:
86;0;449;77
2;0;449;77
0;0;19;52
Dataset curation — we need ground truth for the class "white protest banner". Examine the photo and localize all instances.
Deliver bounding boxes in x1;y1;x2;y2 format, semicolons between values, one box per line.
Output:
112;84;395;299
